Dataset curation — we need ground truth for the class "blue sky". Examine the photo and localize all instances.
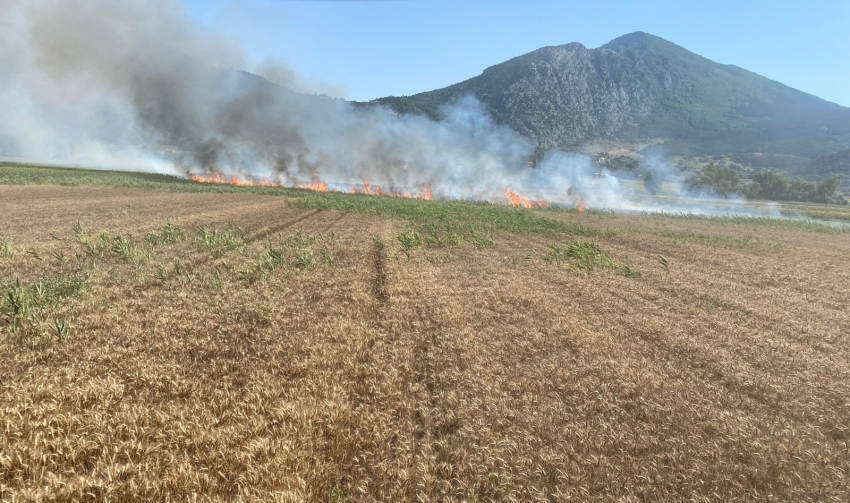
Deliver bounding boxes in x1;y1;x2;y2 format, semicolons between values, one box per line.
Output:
181;0;850;106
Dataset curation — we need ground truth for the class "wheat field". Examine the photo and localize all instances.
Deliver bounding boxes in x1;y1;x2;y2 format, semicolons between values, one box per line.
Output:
1;179;849;502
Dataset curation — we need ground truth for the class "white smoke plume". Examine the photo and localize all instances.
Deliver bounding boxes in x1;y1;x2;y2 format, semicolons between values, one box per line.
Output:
0;0;788;217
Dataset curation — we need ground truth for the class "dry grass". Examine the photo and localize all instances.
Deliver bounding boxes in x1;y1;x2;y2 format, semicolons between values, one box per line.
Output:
1;185;849;502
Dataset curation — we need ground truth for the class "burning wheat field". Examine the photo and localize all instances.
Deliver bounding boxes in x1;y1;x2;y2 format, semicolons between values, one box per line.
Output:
2;0;850;501
1;166;849;502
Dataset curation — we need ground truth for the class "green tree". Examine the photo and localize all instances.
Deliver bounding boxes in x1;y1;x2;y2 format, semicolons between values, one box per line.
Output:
751;171;789;200
689;163;740;198
818;175;843;204
748;171;847;204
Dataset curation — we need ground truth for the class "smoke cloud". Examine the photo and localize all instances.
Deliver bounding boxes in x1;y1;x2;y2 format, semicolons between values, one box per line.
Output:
0;0;786;217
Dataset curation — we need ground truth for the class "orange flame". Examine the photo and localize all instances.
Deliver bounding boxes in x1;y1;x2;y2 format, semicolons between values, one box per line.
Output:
300;179;329;192
505;188;532;208
189;172;281;188
189;173;555;208
567;186;588;212
504;188;550;208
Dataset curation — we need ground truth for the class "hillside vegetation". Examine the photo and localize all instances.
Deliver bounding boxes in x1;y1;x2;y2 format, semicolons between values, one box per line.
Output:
370;32;850;174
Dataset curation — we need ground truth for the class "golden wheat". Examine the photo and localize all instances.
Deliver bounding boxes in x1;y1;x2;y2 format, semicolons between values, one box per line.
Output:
1;185;848;502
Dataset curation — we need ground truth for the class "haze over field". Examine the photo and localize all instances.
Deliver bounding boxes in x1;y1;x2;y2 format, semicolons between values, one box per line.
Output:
0;0;842;217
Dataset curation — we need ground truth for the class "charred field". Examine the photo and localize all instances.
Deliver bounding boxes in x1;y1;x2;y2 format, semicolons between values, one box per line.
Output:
1;165;849;502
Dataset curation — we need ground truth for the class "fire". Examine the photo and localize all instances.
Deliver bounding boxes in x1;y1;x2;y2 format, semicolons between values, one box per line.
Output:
189;172;281;188
567;186;588;212
505;188;550;208
299;179;329;192
505;188;532;208
189;173;548;208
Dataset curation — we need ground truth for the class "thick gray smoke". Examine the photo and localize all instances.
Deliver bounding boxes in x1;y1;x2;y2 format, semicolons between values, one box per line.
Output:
0;0;786;216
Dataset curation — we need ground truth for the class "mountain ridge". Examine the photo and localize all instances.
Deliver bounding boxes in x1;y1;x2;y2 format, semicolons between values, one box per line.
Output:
367;32;850;177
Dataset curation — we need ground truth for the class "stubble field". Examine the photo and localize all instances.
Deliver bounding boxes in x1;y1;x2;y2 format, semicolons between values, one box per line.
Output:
1;166;849;502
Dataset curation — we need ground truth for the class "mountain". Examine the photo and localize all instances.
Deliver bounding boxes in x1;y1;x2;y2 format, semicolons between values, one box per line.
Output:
369;32;850;175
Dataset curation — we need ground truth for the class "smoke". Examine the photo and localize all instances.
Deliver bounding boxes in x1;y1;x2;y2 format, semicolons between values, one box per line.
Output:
0;0;790;217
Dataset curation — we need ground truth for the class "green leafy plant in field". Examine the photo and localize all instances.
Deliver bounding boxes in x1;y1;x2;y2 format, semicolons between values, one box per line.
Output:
397;228;423;258
295;248;315;269
618;257;642;279
53;319;70;342
293;192;607;240
565;241;613;272
198;226;247;257
4;278;29;333
53;250;68;265
147;219;186;247
544;241;610;267
35;272;90;305
0;163;301;196
111;234;133;261
424;251;452;265
544;239;634;275
0;237;13;259
73;221;87;238
261;243;287;272
319;245;336;266
470;232;495;249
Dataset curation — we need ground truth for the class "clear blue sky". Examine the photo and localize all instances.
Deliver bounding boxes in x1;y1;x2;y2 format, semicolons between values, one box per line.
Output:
181;0;850;107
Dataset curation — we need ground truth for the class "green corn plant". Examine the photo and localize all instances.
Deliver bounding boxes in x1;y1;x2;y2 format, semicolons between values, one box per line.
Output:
81;238;104;260
53;250;68;265
73;221;86;238
320;246;336;266
53;319;70;342
32;281;46;304
425;252;451;265
566;241;613;272
544;243;564;263
4;278;29;334
471;232;494;249
397;229;423;258
263;244;286;271
161;219;186;244
211;270;222;291
295;248;315;269
112;234;133;261
618;262;642;279
148;219;186;247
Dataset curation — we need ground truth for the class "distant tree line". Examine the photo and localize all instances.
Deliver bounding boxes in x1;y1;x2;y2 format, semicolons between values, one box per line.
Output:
688;164;848;205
